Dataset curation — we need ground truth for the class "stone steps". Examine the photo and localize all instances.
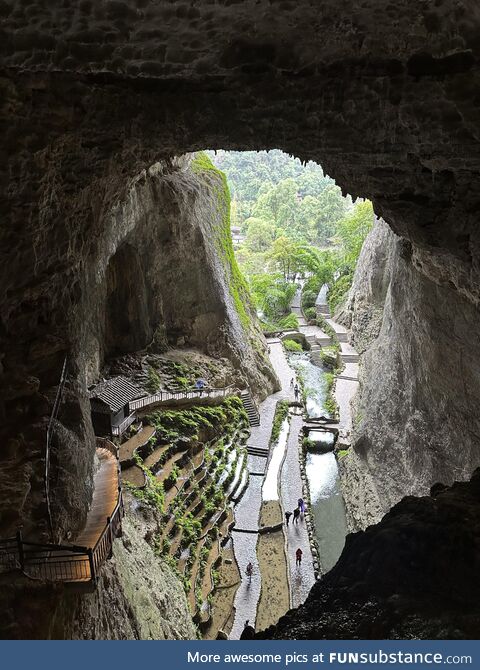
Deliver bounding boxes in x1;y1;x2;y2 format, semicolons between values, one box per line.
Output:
240;390;260;426
340;353;359;363
246;445;269;458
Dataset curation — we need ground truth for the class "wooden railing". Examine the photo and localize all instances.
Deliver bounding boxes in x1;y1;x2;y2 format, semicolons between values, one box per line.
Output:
0;439;123;585
112;412;136;437
45;356;68;541
129;384;239;412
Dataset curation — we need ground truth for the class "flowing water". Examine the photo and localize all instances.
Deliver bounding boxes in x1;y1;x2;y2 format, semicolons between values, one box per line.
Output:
290;353;331;419
289;351;348;572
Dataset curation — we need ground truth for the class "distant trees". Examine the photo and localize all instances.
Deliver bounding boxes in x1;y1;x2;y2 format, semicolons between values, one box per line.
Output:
208;149;352;245
207;150;374;323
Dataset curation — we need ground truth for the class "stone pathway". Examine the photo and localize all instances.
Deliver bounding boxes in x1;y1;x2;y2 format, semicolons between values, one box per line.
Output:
230;339;314;638
314;285;359;439
280;414;316;607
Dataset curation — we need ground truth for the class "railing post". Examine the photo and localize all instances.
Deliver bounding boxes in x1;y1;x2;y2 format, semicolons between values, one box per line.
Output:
87;548;95;582
16;530;25;571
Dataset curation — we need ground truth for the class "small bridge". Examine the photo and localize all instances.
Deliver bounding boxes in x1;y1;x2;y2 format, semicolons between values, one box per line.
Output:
0;438;123;587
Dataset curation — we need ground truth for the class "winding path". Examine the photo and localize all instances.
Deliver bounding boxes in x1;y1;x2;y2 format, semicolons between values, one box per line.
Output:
230;340;315;638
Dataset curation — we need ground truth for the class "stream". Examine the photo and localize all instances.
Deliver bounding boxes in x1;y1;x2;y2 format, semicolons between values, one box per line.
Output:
289;352;348;573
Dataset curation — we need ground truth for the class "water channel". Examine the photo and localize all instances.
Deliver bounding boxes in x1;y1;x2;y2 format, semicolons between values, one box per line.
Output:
289;352;348;573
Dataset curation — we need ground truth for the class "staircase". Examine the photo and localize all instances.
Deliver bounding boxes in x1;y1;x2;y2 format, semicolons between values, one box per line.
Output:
240;390;260;427
246;445;269;458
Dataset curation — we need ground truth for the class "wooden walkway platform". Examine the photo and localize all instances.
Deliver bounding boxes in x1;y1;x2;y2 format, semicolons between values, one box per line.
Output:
75;447;119;549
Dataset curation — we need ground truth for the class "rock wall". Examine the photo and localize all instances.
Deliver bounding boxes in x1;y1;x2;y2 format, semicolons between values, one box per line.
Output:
339;219;480;529
0;153;274;545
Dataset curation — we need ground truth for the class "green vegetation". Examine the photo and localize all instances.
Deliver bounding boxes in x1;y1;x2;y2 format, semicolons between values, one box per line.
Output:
320;346;338;370
146;366;162;394
337;449;349;459
209;150;351;244
323;372;339;417
192;152;252;331
283;339;303;352
146;396;248;443
302;437;315;450
270;400;290;446
203;150;374;334
327;201;374;314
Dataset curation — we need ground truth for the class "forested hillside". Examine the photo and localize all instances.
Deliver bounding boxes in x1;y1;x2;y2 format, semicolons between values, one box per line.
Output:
208;150;351;245
208;150;373;330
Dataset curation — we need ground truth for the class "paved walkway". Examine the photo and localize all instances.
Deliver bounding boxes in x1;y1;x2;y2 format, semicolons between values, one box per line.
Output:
230;339;315;638
314;286;359;438
280;414;316;607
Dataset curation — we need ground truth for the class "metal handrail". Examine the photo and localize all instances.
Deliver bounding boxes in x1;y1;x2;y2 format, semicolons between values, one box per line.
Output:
45;356;68;541
1;438;124;584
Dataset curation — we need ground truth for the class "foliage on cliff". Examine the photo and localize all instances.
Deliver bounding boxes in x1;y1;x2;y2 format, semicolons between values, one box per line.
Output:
191;152;253;331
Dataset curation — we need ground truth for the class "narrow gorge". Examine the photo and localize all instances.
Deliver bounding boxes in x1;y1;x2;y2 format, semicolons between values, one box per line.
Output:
1;0;480;640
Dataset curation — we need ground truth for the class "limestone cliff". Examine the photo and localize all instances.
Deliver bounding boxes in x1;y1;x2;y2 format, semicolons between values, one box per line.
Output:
339;219;480;529
0;153;274;639
0;153;274;544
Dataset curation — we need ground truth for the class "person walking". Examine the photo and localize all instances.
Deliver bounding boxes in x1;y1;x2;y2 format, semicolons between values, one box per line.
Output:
241;620;255;640
285;511;292;526
290;377;294;389
296;547;303;567
245;561;253;582
294;383;300;401
298;497;305;514
293;507;300;524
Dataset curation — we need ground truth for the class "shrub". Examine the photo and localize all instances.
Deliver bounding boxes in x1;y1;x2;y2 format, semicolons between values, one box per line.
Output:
270;400;290;446
320;346;338;370
304;306;317;321
278;313;299;330
283;339;303;352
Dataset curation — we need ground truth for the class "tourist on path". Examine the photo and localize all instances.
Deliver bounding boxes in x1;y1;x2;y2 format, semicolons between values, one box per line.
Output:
241;620;255;640
298;498;305;514
293;507;300;524
290;377;294;389
245;562;253;582
294;383;300;401
285;511;292;526
296;548;303;567
195;378;206;396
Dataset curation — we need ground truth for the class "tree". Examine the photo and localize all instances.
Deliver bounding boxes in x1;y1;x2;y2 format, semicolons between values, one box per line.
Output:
244;218;277;252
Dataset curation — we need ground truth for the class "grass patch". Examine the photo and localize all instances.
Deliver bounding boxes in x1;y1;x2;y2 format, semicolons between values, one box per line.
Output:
283;339;303;352
269;400;290;447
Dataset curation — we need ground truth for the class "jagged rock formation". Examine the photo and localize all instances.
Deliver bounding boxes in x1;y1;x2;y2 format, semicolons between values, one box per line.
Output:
338;218;480;529
335;218;396;355
258;469;480;639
